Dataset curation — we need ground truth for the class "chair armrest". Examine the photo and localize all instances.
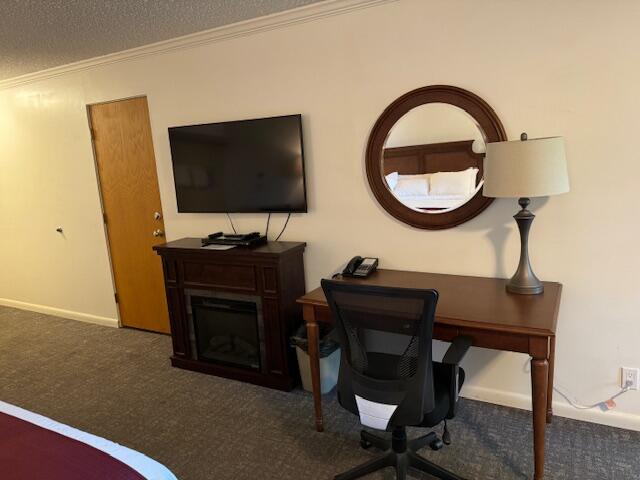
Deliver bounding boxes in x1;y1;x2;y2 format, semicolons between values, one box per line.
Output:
442;335;472;365
441;336;472;419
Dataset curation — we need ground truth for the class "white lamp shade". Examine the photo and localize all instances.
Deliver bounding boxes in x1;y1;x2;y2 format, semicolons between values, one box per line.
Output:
483;136;569;198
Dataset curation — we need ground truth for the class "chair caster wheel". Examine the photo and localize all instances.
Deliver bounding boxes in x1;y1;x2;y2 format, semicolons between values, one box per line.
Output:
429;438;444;451
360;439;373;450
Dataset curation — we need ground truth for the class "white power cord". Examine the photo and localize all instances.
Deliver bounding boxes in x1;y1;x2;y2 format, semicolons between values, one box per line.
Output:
524;359;632;412
553;383;631;411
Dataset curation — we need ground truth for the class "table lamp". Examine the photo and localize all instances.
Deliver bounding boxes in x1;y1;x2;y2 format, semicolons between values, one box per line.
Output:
483;133;569;294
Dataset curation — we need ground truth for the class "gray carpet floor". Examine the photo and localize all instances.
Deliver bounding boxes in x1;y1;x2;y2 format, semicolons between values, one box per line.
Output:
0;306;638;480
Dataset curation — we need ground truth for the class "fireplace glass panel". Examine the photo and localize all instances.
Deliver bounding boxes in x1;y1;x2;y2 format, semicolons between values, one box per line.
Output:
191;296;260;370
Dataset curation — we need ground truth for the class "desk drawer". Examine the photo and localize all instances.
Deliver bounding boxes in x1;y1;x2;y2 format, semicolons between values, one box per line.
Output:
434;324;530;354
183;262;257;292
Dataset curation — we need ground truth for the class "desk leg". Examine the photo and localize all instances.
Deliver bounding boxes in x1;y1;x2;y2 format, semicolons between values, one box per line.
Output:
546;336;556;424
531;357;549;480
306;319;324;432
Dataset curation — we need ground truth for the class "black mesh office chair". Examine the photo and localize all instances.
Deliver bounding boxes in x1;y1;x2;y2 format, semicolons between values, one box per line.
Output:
321;279;471;480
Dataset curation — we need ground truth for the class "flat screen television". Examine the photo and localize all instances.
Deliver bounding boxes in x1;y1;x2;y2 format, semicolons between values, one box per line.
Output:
168;114;307;213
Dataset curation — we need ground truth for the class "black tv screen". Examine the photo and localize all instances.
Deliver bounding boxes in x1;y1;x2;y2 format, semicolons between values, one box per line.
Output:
168;114;307;213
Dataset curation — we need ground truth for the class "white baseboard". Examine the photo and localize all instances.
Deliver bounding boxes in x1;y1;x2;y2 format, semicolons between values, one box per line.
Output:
462;384;640;432
0;298;119;328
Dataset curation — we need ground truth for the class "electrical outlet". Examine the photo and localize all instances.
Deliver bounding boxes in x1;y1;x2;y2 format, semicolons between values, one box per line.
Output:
621;367;640;390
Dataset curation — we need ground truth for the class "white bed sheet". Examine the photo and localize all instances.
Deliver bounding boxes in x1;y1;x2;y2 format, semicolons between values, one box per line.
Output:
393;193;470;209
0;400;177;480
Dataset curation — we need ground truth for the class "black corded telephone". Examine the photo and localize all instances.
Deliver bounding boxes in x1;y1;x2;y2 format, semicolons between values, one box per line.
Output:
342;256;379;277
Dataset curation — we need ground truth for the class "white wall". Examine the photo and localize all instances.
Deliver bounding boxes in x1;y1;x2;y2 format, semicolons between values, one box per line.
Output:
1;0;640;429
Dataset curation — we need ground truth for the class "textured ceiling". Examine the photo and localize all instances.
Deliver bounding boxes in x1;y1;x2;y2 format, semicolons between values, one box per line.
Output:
0;0;324;81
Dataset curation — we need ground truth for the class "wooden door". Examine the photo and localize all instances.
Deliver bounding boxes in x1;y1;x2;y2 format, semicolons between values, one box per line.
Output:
89;97;170;333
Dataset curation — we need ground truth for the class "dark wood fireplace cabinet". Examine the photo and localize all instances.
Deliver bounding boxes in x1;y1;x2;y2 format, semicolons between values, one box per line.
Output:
154;238;306;391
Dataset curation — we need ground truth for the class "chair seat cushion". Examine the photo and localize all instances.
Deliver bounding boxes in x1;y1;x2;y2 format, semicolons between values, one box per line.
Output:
417;362;465;428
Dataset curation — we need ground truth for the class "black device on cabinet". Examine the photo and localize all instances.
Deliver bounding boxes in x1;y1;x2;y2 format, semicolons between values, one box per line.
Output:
201;231;267;247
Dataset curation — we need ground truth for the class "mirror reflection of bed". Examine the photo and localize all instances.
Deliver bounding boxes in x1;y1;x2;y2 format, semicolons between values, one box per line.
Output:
381;103;487;214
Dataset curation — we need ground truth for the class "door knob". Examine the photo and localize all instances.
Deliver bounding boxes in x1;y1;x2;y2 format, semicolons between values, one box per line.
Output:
153;229;165;237
154;212;162;220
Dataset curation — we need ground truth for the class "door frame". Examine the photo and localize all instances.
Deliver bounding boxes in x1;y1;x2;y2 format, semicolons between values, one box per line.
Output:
85;94;165;329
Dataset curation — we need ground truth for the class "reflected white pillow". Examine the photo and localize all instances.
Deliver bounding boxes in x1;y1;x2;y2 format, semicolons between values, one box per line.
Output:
394;177;429;196
385;171;399;190
398;173;431;181
430;168;479;196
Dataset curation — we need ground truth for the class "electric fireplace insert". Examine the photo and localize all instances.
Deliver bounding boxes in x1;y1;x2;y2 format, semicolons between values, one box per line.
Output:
189;294;264;371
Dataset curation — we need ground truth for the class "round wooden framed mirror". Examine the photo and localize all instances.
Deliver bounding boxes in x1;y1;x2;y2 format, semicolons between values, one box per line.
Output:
366;85;507;229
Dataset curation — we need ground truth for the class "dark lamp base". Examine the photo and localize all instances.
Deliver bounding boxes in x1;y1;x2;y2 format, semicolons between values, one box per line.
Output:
506;280;544;295
507;197;545;296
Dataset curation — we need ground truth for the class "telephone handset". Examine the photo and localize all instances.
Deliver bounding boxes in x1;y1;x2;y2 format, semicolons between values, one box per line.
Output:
342;256;379;277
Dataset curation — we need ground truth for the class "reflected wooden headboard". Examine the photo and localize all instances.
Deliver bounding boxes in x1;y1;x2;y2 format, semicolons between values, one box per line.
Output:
383;140;484;183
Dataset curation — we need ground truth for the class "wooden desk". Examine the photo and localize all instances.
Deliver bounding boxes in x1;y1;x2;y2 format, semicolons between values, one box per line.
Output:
297;269;562;480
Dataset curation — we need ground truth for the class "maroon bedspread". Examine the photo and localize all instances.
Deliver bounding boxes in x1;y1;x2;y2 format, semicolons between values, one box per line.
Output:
0;412;146;480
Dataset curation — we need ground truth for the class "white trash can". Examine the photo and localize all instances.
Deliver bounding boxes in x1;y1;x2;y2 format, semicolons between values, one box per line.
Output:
295;344;341;394
291;325;340;394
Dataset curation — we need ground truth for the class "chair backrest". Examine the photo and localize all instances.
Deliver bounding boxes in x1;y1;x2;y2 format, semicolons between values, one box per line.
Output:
321;279;438;430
